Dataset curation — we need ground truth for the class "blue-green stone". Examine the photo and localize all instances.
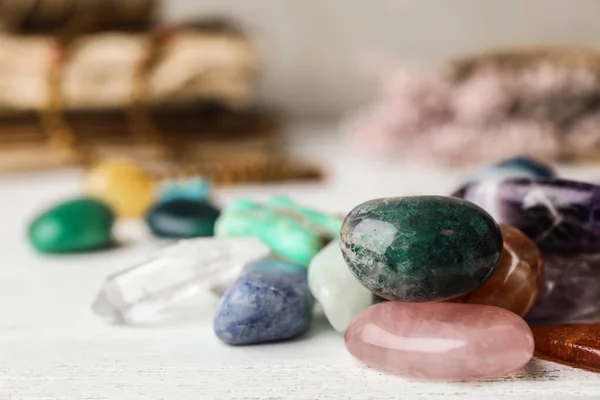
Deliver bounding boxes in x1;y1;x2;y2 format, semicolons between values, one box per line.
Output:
158;178;211;203
146;199;220;238
340;196;503;302
215;197;341;265
28;198;115;254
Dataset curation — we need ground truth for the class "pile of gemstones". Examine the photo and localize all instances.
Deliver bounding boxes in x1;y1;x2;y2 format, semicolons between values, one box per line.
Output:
27;157;600;381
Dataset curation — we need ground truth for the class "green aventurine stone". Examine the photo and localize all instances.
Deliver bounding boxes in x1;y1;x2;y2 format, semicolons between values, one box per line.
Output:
215;197;341;266
340;196;503;302
28;198;115;254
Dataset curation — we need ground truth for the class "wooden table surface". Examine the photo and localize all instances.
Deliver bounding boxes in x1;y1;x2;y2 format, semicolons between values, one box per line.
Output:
1;123;599;399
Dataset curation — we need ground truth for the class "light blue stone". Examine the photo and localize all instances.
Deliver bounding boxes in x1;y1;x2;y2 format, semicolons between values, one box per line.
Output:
159;178;211;203
469;156;556;183
214;258;313;345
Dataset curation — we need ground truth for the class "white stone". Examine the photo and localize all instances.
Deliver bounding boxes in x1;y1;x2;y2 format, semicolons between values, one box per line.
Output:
92;237;270;325
308;241;374;333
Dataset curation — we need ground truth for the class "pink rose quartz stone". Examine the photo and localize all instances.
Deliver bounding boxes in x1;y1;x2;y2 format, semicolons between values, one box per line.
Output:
345;302;534;381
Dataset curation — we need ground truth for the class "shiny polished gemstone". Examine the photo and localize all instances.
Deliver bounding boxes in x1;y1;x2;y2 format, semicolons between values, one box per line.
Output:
146;199;220;238
92;237;270;324
527;253;600;325
214;258;313;345
308;241;374;333
28;198;115;253
495;157;556;178
159;178;211;203
451;225;543;316
340;196;502;301
345;302;534;380
453;178;600;253
215;197;342;265
532;323;600;372
85;159;156;219
470;156;555;182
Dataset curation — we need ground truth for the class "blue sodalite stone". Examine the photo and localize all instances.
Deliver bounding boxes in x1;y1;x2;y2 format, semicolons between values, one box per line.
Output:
214;258;313;345
159;178;211;203
469;156;556;183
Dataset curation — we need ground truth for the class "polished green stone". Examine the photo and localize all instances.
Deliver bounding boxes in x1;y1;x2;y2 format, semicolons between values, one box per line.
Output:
28;198;115;254
146;199;220;239
215;197;341;266
340;196;502;301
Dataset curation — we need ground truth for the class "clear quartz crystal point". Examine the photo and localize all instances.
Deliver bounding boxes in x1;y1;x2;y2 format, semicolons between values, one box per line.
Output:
92;237;270;325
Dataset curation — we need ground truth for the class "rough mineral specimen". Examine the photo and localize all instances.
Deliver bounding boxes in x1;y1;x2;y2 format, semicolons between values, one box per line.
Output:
527;253;600;325
453;178;600;253
531;323;600;373
308;241;374;333
92;237;270;324
28;197;115;253
340;196;502;301
451;225;543;316
345;302;534;380
214;258;313;345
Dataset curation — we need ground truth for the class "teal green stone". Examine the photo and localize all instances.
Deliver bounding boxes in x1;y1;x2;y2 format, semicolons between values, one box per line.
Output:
146;199;220;238
215;197;342;266
340;196;502;302
28;198;115;254
158;178;211;203
267;196;343;235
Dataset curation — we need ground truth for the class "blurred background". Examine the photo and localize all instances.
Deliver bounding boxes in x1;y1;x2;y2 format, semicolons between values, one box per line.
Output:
167;0;600;118
3;0;600;192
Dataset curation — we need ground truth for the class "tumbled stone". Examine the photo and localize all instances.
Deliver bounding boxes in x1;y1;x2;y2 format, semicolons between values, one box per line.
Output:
85;159;156;218
532;323;600;373
527;253;600;325
215;197;342;265
345;302;534;380
451;225;543;316
453;178;600;253
340;196;502;301
308;241;374;333
29;198;115;253
92;237;270;324
268;196;343;235
146;199;220;238
214;258;313;345
470;156;555;182
159;178;211;203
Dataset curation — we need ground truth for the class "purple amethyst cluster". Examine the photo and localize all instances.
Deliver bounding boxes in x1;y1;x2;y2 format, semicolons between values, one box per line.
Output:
453;176;600;325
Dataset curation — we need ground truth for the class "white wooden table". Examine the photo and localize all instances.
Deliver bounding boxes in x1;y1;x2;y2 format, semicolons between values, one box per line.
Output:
1;123;599;399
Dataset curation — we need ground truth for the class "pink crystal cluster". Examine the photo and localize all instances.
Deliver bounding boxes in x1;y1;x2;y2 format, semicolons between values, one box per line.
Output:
346;47;600;166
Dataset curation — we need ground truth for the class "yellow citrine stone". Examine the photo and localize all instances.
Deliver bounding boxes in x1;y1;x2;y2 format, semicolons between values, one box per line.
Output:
84;159;156;218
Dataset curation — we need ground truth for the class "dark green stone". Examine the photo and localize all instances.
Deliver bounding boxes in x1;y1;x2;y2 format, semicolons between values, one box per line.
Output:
340;196;503;301
28;198;115;254
146;199;220;238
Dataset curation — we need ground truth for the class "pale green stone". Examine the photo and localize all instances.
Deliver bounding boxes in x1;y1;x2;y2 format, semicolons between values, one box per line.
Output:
267;196;343;235
215;197;342;266
308;241;374;333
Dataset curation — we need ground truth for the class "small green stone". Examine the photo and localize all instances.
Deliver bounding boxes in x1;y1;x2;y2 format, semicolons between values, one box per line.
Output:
340;196;503;302
146;199;220;238
28;198;115;254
